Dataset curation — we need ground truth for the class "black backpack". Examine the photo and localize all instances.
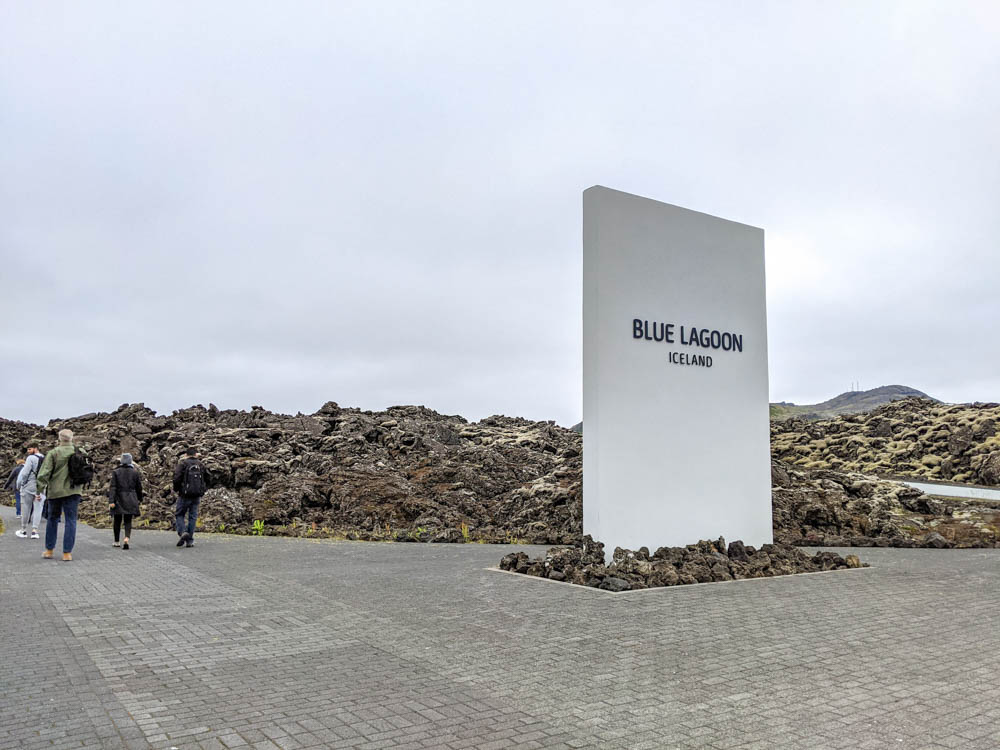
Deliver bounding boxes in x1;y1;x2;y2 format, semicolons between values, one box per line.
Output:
67;449;95;487
26;453;45;480
181;461;207;496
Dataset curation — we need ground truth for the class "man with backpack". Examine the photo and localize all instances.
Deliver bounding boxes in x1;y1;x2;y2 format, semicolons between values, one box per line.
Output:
172;448;209;548
37;429;93;561
15;445;45;539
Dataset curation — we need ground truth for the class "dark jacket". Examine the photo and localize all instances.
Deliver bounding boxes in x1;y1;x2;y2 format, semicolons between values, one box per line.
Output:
3;465;21;491
173;457;210;498
109;465;143;516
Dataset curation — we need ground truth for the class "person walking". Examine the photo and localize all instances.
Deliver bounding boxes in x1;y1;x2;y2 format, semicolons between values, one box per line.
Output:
15;445;45;539
37;429;93;561
172;448;209;548
5;459;25;517
108;453;143;549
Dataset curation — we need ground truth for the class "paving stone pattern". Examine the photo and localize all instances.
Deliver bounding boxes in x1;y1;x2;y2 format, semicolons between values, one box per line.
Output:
2;505;1000;749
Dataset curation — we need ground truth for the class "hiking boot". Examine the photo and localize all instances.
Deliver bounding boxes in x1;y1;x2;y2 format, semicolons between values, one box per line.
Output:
15;529;27;538
30;531;39;539
177;532;190;547
62;552;72;562
123;540;129;550
42;549;54;559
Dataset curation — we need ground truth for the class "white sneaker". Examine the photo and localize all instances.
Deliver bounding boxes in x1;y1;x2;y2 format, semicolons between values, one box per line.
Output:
15;513;20;518
30;531;39;539
15;529;27;538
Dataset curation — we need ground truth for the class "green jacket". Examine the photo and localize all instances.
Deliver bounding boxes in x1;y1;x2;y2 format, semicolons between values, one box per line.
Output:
37;444;86;499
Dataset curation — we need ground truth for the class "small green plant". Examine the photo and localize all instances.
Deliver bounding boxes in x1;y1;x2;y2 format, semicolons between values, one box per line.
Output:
252;519;265;536
459;522;470;543
218;523;227;533
413;526;427;541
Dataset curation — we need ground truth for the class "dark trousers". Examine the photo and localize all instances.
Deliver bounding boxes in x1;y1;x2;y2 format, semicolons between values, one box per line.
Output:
44;495;80;553
14;490;21;515
175;496;201;538
113;514;134;542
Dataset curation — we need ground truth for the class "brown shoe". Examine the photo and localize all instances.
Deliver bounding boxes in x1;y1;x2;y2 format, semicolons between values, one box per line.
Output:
42;549;54;559
62;552;72;562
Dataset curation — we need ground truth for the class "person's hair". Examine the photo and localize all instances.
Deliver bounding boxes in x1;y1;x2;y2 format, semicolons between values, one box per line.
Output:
26;443;39;451
58;429;74;444
185;447;197;456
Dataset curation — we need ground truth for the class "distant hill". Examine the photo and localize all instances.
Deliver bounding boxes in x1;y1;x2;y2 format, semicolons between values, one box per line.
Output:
770;385;935;421
570;385;932;430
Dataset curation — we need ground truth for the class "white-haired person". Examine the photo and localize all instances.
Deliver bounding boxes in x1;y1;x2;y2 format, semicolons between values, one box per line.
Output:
36;429;92;561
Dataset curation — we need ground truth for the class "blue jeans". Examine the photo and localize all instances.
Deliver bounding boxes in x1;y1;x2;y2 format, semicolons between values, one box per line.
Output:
14;490;20;515
44;495;80;553
175;496;201;539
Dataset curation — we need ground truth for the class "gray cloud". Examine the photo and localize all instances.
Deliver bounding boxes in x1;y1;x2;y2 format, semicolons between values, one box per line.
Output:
2;1;999;425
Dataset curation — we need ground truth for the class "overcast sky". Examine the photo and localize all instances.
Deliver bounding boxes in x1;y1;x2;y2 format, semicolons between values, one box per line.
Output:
2;2;999;426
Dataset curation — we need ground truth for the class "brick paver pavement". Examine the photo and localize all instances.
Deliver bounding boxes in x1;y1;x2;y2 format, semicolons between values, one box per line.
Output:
2;505;999;749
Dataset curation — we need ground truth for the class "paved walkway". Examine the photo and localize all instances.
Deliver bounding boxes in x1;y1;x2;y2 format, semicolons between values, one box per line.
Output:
2;505;999;750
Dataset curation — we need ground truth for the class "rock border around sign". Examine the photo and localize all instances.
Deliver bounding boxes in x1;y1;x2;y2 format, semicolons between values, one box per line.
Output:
498;536;867;593
487;562;875;595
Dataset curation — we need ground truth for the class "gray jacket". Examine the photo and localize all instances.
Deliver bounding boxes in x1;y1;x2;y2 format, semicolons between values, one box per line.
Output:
16;454;42;494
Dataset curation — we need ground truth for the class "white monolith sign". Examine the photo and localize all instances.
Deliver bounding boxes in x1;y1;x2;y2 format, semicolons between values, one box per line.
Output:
583;186;772;555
